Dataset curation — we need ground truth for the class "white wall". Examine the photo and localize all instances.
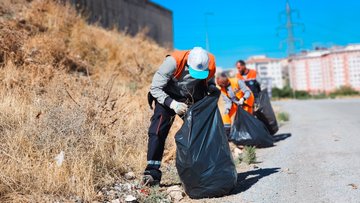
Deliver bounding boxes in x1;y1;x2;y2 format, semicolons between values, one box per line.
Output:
253;61;285;89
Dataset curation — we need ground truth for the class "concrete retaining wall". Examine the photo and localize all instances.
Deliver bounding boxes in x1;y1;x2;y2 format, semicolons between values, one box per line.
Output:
69;0;173;48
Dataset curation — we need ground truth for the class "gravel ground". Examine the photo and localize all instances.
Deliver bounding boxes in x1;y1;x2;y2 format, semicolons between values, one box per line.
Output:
188;98;360;203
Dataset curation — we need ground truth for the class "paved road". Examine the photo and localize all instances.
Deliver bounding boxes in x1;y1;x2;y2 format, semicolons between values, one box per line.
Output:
211;98;360;203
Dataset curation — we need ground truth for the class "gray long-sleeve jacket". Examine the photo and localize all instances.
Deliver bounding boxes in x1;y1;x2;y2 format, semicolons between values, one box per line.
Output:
150;56;216;107
222;80;251;112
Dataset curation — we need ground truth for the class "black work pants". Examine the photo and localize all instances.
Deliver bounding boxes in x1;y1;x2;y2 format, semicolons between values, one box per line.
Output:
144;102;176;181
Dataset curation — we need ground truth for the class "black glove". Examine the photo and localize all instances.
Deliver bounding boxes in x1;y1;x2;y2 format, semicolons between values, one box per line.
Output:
147;92;155;110
207;85;220;95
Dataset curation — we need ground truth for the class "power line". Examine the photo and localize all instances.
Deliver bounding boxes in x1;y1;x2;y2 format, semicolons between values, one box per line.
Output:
277;0;304;56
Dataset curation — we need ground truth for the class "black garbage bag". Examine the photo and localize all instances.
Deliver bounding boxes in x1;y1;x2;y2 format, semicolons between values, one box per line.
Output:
229;107;274;147
254;89;279;135
175;94;237;199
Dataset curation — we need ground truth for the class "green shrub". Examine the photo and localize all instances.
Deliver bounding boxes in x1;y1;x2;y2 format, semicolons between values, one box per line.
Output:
271;87;282;99
294;90;310;99
272;85;359;100
313;92;327;99
238;146;256;165
330;86;359;97
277;112;289;122
272;85;293;98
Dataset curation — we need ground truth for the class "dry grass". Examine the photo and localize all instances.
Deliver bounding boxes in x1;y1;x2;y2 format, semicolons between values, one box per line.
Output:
0;0;173;201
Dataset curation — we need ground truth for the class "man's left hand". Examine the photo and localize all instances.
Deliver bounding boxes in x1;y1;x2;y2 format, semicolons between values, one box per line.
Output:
238;97;245;105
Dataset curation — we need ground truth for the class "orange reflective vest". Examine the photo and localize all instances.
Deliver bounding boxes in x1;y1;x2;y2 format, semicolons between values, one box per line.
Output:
236;69;257;81
220;78;254;107
170;50;216;81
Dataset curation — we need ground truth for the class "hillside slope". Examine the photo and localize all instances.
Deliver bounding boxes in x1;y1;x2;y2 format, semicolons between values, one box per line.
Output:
0;0;170;201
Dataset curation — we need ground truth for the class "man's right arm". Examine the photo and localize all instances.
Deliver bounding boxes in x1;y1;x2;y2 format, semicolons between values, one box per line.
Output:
221;94;232;114
150;56;177;107
237;79;251;99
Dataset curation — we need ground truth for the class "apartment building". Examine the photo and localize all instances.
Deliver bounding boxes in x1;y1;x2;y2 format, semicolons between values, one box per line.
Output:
246;55;288;89
289;44;360;93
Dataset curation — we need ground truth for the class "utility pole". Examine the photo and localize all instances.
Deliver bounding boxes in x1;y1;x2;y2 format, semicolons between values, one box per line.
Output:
204;12;214;51
277;0;304;57
277;0;304;99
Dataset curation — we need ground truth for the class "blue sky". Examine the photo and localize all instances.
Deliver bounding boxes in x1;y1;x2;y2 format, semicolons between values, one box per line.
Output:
151;0;360;68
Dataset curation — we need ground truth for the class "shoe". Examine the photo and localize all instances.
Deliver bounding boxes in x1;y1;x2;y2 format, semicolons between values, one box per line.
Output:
142;174;160;186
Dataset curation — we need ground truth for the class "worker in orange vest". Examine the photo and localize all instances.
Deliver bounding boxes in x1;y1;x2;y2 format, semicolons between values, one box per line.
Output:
217;73;254;136
144;47;219;186
236;60;261;100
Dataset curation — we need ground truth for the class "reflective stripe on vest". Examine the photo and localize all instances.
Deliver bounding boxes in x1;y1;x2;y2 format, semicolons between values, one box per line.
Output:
236;69;257;81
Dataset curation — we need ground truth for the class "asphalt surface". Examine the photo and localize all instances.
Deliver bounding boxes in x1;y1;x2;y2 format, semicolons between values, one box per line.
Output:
205;98;360;203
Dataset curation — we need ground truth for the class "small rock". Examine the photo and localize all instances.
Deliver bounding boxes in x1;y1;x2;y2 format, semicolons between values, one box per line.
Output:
253;164;259;169
24;58;34;64
282;168;296;174
166;185;182;192
125;195;137;202
111;199;120;203
234;147;243;155
232;147;243;160
107;190;116;199
74;196;83;203
54;151;65;167
125;172;136;180
125;183;132;190
114;186;122;191
348;183;358;189
19;19;26;24
167;186;184;202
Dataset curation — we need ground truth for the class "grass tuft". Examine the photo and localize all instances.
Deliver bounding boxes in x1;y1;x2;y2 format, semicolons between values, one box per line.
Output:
139;187;171;203
238;146;257;165
277;112;290;122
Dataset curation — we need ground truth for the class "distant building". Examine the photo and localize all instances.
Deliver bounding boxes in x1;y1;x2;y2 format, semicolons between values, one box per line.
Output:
215;67;237;78
68;0;173;48
289;44;360;93
246;55;288;89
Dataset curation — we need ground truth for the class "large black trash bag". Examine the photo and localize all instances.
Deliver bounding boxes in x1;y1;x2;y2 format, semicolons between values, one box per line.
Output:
175;93;237;199
229;107;274;147
254;89;279;135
